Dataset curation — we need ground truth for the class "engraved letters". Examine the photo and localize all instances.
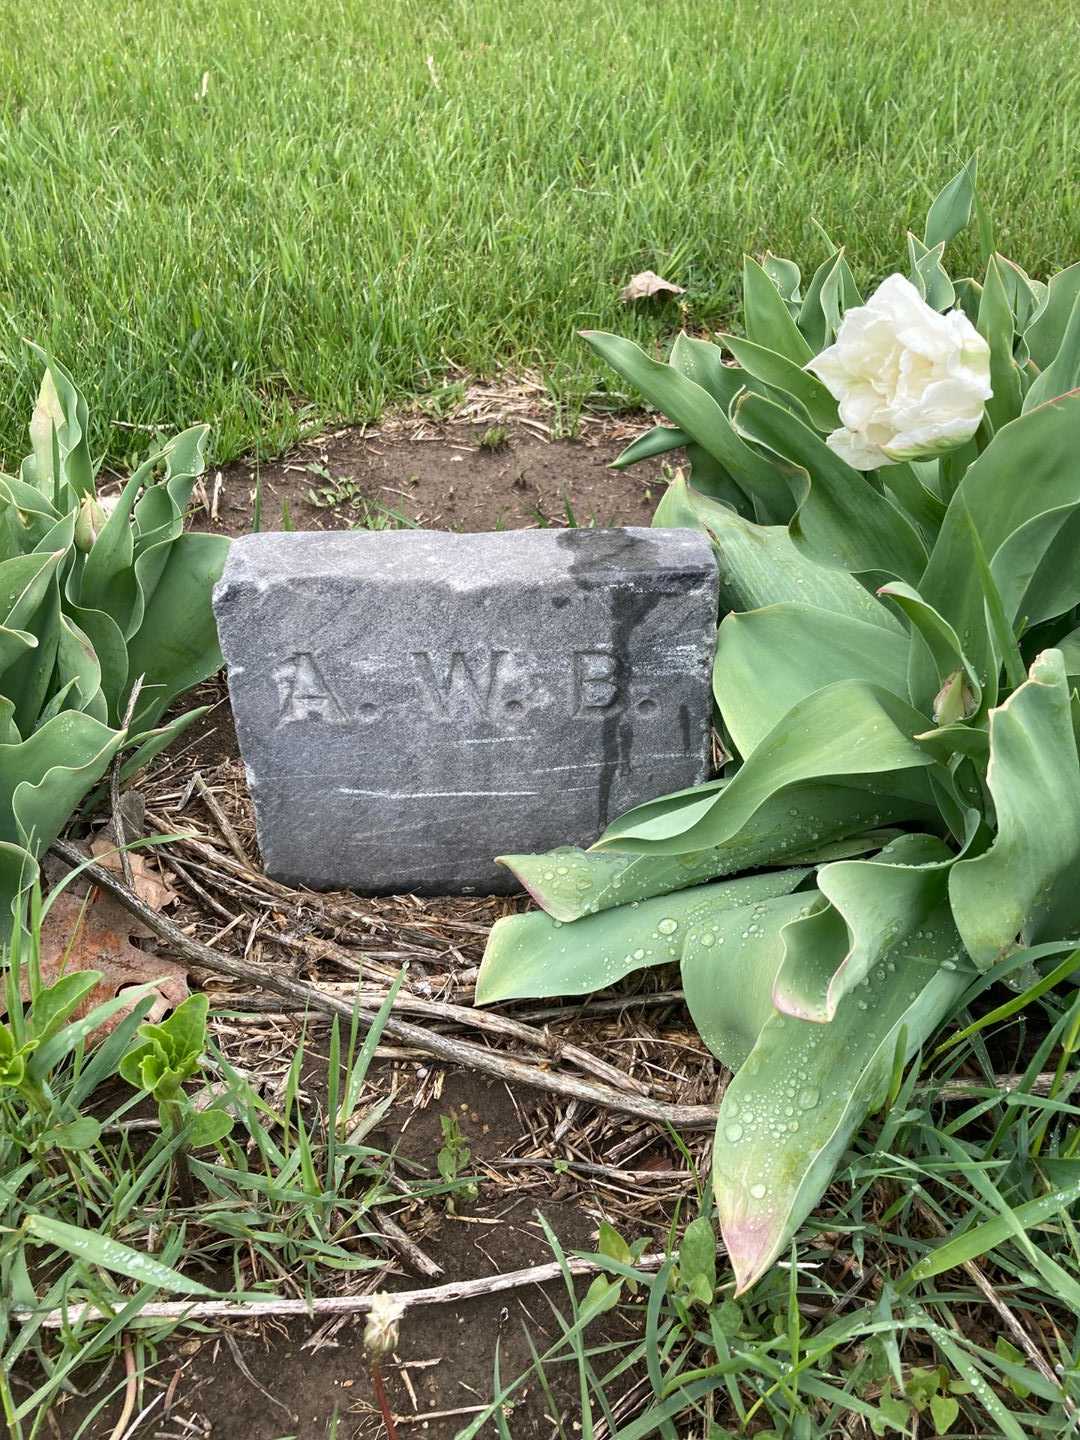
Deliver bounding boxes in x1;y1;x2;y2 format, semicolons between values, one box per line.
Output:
571;650;620;712
274;653;346;724
275;648;650;723
412;650;508;715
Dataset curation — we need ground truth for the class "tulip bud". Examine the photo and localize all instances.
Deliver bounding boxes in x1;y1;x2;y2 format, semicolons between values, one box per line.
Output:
29;369;65;486
932;669;976;727
74;495;109;553
363;1292;405;1358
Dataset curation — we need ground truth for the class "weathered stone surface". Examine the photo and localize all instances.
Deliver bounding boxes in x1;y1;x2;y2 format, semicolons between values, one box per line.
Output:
214;527;717;894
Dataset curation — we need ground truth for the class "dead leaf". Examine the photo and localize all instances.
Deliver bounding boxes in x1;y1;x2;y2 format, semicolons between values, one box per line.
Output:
90;838;178;911
32;888;189;1039
619;270;685;303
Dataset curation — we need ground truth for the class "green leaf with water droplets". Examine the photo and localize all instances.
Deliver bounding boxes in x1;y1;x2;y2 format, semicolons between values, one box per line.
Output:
500;816;910;925
950;649;1080;968
25;1214;215;1295
714;942;972;1294
773;833;965;1023
475;870;809;1005
682;889;817;1069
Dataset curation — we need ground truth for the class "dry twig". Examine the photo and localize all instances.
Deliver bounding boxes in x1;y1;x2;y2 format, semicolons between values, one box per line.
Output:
16;1251;668;1329
49;842;718;1131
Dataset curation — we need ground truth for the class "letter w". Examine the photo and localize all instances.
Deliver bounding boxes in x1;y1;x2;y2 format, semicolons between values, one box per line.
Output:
413;651;507;715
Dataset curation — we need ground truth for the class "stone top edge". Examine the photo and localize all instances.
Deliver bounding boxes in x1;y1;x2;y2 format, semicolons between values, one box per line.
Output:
219;526;717;586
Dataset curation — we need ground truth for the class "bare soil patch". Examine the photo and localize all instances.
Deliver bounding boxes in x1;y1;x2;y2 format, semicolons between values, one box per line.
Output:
201;408;675;538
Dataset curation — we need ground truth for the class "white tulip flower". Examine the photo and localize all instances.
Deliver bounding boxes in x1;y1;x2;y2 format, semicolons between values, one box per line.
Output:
805;273;992;470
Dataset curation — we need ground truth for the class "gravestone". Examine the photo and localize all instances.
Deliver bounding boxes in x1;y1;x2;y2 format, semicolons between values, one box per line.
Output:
213;527;717;894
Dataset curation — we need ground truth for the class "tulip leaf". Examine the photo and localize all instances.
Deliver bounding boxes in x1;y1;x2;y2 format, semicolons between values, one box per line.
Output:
950;649;1080;968
798;249;861;351
915;388;1080;699
907;234;955;312
582;331;789;505
996;256;1045;339
598;680;937;855
670;333;751;409
773;834;962;1022
55;612;106;719
501;818;906;925
22;346;95;500
743;256;814;365
682;889;816;1069
475;870;809;1005
731;391;927;583
611;425;688;470
877;581;983;718
762;253;802;306
993;502;1080;637
713;943;972;1292
1025;261;1080;370
125;533;229;732
76;467;143;632
0;711;125;855
923;157;977;251
714;603;910;757
977;256;1024;433
680;443;757;515
1024;293;1080;411
719;333;839;431
652;474;900;629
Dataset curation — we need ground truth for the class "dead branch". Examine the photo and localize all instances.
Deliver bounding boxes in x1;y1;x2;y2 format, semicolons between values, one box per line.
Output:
49;841;718;1132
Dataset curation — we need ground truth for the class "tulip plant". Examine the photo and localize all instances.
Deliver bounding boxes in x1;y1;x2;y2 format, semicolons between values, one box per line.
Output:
476;160;1080;1290
0;352;229;929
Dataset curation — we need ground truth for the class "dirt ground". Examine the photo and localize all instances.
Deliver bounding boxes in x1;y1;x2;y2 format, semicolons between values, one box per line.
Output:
201;408;674;538
43;408;717;1440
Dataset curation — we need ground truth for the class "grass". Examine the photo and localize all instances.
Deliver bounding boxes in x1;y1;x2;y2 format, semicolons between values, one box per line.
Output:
1;0;1079;472
469;1003;1080;1438
0;916;457;1438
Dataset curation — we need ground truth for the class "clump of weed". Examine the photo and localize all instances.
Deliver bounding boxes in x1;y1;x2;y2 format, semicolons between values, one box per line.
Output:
478;424;510;452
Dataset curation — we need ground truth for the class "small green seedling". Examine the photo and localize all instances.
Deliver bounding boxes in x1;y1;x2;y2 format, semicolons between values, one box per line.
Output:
477;424;509;451
119;993;232;1204
436;1112;478;1208
1;969;105;1151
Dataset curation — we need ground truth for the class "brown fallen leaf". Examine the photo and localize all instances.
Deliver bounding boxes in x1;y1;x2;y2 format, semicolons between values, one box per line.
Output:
619;270;685;303
33;888;189;1038
90;838;178;912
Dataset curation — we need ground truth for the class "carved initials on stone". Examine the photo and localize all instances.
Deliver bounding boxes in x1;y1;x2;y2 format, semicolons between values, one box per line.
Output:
572;650;620;712
274;652;346;724
412;650;508;717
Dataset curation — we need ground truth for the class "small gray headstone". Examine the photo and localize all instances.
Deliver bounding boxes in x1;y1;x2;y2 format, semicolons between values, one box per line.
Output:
214;527;717;894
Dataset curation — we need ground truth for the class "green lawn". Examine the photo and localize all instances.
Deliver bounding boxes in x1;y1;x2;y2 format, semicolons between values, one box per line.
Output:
1;0;1077;469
